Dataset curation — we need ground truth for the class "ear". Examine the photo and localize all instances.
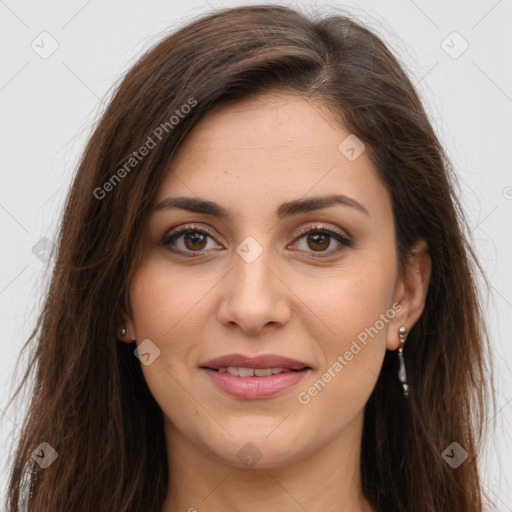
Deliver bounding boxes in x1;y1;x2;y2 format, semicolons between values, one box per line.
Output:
386;238;431;350
117;303;137;344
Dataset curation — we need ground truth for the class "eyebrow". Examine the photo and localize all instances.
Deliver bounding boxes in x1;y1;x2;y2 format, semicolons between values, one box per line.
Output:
152;193;369;218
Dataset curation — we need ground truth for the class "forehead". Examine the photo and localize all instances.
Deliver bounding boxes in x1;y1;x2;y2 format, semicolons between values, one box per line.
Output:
155;92;390;220
167;93;350;169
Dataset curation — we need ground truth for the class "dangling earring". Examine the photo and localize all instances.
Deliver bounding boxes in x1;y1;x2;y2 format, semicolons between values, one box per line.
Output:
398;326;409;398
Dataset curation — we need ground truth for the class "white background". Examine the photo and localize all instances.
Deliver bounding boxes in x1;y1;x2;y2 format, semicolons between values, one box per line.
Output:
1;0;511;509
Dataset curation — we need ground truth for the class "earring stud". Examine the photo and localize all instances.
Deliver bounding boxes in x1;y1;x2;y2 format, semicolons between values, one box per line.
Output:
120;327;127;337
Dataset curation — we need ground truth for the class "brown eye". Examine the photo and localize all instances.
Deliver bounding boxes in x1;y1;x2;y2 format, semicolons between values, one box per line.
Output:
162;225;221;256
162;224;352;259
306;232;330;251
183;232;208;251
291;226;353;257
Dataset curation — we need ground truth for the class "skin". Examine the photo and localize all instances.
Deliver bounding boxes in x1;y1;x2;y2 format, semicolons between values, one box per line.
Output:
120;92;431;512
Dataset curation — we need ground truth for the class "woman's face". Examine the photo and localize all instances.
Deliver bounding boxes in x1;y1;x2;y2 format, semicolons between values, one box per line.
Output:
123;92;423;469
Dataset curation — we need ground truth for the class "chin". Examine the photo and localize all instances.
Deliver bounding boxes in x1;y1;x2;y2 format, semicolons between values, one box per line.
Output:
199;428;311;469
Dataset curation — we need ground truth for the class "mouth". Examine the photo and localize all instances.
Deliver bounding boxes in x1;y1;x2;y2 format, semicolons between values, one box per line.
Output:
199;353;312;373
205;366;307;377
199;353;312;399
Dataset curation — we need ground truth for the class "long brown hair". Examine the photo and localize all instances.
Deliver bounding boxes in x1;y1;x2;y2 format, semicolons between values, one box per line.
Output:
3;5;495;511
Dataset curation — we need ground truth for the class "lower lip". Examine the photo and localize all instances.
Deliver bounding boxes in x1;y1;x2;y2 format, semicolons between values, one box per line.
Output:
201;368;309;399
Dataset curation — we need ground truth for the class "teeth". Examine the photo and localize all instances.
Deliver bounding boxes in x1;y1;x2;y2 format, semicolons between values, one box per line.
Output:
218;367;291;377
254;368;272;377
238;367;254;377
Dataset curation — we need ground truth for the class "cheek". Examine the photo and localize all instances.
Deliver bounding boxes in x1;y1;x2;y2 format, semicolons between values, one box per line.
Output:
301;256;396;395
127;259;209;424
129;257;213;342
127;259;209;400
309;256;394;341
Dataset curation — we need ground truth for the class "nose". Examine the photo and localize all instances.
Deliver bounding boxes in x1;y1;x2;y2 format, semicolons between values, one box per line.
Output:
217;245;292;336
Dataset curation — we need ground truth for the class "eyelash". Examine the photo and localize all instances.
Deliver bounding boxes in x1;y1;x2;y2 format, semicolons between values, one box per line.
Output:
161;223;353;259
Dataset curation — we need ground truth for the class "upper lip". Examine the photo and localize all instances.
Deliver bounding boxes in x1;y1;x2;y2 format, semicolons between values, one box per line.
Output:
200;353;311;371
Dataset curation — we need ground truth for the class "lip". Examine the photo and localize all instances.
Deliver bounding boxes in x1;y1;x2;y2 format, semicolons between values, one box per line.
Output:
199;353;312;399
200;353;311;371
201;368;310;399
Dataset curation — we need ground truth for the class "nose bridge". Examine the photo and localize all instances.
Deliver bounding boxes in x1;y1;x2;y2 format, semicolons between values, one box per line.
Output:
217;234;290;332
235;238;272;288
231;235;276;301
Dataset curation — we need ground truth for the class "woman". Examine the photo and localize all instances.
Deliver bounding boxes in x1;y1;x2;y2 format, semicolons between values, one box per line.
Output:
4;4;495;511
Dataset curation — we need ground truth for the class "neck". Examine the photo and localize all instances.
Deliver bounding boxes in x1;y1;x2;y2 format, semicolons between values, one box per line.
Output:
161;410;375;512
